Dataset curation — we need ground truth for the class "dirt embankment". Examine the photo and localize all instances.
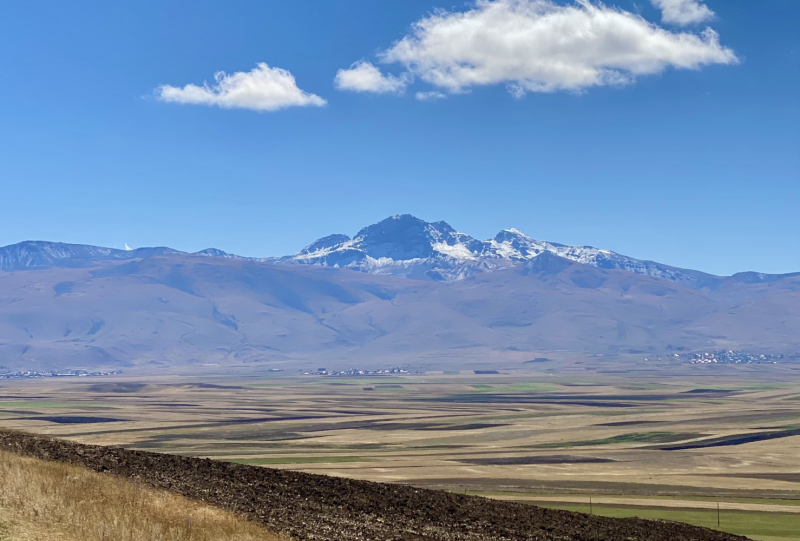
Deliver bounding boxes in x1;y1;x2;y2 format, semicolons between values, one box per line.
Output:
0;431;748;541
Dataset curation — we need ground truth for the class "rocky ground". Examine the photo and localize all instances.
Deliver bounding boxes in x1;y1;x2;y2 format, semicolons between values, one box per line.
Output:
0;430;748;541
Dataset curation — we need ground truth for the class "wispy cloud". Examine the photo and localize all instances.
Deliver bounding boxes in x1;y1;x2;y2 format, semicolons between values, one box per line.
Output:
337;0;736;99
651;0;715;26
415;91;447;101
334;61;410;94
156;63;326;112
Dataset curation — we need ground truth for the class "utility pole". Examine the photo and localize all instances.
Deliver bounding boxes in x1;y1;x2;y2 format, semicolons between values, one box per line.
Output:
589;497;593;515
717;502;720;527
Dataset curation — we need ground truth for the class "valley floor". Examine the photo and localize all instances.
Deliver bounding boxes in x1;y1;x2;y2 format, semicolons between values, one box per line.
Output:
0;362;797;540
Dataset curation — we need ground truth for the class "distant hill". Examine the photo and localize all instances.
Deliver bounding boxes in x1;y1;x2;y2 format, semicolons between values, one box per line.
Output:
0;240;796;371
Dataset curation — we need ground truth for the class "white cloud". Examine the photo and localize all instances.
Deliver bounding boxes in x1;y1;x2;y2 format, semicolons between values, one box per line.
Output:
343;0;735;98
156;63;326;112
334;61;410;94
651;0;715;26
415;91;447;101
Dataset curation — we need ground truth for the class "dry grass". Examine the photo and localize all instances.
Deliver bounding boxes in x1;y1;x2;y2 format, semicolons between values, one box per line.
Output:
0;450;284;541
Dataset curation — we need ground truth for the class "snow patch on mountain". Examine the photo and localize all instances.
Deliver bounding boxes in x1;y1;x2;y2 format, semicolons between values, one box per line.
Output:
194;248;246;259
285;215;715;284
431;242;479;260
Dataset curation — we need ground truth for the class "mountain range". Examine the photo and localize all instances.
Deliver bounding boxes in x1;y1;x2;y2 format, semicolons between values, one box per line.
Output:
1;215;791;286
0;215;797;372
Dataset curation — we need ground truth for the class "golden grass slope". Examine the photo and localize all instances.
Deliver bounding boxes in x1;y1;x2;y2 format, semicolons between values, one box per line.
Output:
0;449;283;541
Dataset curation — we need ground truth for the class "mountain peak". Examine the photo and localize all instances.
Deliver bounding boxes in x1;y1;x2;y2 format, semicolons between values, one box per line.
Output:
352;215;445;260
298;234;352;256
195;248;242;259
493;228;531;243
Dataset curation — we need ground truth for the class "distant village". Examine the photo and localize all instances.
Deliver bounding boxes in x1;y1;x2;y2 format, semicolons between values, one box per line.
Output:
681;350;789;365
2;350;793;380
0;369;123;380
303;367;419;376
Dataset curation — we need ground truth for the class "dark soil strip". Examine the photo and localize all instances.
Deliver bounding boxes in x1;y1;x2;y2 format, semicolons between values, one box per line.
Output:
439;392;714;404
657;428;800;450
0;430;748;541
596;420;667;427
29;416;124;424
86;382;148;393
429;423;507;431
365;422;508;431
457;455;615;465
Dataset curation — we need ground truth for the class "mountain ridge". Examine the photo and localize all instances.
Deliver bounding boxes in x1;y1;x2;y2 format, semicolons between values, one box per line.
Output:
1;215;797;287
0;247;796;372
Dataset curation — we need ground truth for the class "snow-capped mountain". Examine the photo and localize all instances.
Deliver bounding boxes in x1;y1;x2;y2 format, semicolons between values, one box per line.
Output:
288;215;502;281
0;216;792;286
287;215;715;285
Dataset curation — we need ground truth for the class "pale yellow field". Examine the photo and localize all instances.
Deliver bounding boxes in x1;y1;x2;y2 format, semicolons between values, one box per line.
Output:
0;364;797;540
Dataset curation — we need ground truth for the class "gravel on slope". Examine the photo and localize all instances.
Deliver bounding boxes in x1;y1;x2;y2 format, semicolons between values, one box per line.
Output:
0;431;749;541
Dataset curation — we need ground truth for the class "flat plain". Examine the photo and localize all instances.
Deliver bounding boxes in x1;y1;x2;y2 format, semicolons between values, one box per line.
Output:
1;360;797;541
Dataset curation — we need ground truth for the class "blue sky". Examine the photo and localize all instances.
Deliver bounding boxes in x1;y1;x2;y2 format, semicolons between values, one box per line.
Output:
0;0;797;275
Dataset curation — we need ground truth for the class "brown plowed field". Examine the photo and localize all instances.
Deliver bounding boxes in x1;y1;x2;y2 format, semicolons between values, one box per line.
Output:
0;431;748;541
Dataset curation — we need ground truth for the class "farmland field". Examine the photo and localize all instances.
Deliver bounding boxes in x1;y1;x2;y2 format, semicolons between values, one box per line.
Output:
1;361;797;540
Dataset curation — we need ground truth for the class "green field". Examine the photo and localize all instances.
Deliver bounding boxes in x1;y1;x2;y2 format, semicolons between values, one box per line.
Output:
530;431;698;448
535;503;799;541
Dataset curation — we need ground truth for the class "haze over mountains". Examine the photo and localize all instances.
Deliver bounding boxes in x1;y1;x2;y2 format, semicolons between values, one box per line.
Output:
0;215;797;372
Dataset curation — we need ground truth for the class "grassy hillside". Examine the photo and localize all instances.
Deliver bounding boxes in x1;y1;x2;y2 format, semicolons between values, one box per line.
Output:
0;450;282;541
